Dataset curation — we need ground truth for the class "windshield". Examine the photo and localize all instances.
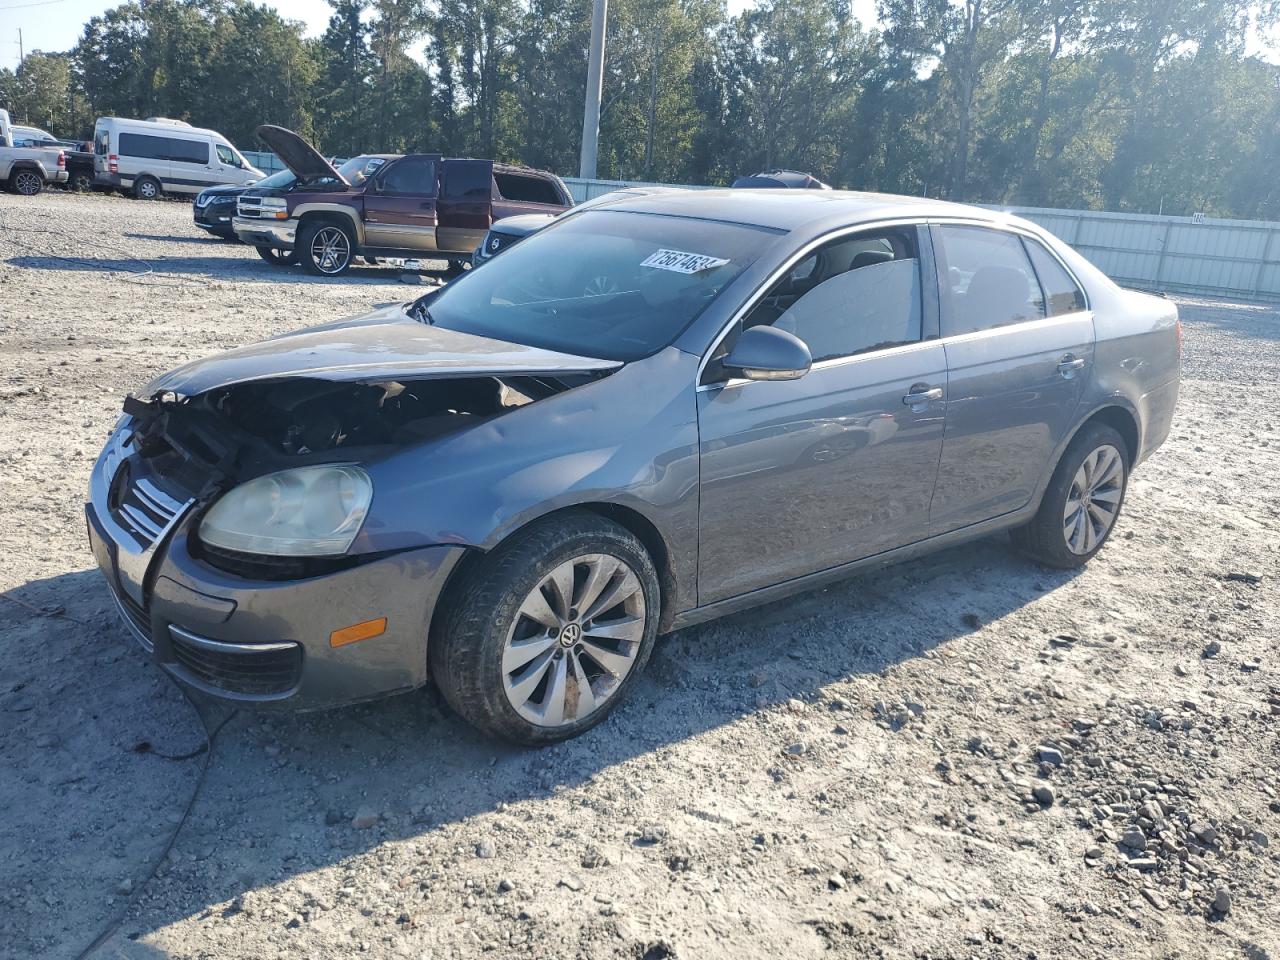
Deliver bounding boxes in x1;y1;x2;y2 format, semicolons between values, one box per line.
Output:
423;210;778;361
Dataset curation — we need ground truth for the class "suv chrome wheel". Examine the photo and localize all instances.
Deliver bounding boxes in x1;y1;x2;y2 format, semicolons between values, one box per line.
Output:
1063;443;1123;555
309;226;352;275
13;170;42;195
501;553;646;728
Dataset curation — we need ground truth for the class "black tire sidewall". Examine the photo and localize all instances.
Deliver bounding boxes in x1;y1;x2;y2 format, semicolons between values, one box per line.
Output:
256;245;298;266
1021;422;1130;568
432;514;661;745
299;222;354;276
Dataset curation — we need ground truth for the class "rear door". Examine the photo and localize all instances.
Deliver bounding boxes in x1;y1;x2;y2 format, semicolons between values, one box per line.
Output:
437;159;494;254
362;155;441;252
165;134;212;193
928;223;1094;534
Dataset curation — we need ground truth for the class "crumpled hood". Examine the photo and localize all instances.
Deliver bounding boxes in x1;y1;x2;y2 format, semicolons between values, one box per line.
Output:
255;124;345;183
143;306;620;397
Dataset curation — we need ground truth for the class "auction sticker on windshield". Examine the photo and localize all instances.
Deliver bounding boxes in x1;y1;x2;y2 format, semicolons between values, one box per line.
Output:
641;249;731;274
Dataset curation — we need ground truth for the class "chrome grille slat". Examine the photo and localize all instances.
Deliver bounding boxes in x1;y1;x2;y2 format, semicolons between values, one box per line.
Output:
119;503;163;539
133;477;183;514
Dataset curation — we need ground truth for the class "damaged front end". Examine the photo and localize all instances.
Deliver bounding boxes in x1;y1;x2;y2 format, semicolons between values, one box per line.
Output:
117;370;596;579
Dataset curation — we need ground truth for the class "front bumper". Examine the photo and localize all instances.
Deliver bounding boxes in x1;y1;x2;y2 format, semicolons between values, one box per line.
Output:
86;444;466;710
233;216;298;250
195;203;237;233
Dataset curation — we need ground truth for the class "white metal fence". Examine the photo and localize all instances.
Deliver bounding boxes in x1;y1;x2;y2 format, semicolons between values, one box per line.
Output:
240;154;1280;302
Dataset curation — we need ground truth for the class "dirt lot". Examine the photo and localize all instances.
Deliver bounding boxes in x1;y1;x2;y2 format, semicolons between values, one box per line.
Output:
2;190;1278;960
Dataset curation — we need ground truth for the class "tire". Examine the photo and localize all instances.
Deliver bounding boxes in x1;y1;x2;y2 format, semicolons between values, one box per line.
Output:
1010;422;1129;569
10;168;43;196
69;170;94;192
298;221;355;276
445;259;469;278
255;245;299;266
134;176;161;200
431;512;661;745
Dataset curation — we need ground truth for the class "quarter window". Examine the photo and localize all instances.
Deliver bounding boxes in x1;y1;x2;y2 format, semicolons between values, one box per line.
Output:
1024;238;1086;316
495;172;562;205
735;226;924;365
936;225;1045;336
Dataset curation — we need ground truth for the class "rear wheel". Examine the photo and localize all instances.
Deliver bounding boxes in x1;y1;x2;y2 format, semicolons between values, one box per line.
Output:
255;246;299;267
134;175;161;200
1011;422;1129;569
431;513;661;744
11;169;43;195
299;221;354;276
69;169;94;192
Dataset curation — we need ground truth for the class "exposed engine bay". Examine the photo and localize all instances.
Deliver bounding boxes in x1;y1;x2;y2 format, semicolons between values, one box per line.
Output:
122;373;592;498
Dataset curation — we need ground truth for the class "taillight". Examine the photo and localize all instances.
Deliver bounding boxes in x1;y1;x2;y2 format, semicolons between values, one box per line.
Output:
108;154;119;173
57;151;66;168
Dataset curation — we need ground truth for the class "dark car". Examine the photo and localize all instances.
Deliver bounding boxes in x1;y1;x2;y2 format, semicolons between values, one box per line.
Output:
87;188;1179;744
732;169;832;190
233;126;573;276
471;212;558;268
194;182;257;239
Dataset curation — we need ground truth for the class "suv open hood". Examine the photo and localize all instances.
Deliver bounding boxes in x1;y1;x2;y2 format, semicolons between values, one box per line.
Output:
255;124;345;183
142;307;620;397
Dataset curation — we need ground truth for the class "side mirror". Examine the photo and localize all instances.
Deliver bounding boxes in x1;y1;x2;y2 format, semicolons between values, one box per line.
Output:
721;325;812;382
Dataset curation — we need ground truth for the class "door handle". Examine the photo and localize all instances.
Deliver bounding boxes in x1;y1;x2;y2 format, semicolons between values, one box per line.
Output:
1058;355;1086;378
902;386;943;406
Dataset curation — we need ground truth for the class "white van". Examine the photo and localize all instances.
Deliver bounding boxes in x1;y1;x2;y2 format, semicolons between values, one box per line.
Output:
92;117;264;199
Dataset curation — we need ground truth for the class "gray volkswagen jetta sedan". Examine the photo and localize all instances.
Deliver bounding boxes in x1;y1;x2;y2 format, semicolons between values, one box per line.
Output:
87;188;1180;743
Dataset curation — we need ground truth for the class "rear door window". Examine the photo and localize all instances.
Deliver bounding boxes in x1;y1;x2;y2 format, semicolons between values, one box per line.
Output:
443;160;494;200
1024;238;1087;316
494;172;562;205
935;225;1045;336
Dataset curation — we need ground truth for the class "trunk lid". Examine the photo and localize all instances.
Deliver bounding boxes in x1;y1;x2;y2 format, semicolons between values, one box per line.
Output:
254;124;345;183
143;307;620;397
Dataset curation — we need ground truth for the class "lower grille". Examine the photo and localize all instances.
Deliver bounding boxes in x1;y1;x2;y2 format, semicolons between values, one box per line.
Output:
109;583;153;650
169;626;302;698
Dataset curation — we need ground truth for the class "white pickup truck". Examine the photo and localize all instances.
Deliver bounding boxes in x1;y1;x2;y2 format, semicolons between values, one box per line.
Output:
0;109;68;195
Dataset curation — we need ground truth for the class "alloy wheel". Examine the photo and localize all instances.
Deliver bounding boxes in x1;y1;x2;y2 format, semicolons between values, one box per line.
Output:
501;553;646;728
1062;443;1123;555
14;171;41;195
310;226;351;274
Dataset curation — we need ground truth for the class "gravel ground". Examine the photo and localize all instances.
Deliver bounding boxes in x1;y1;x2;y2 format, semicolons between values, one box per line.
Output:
1;191;1277;960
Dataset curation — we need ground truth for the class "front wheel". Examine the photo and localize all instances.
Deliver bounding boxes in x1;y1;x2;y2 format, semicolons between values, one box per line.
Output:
299;222;354;276
1011;422;1129;568
255;246;298;266
11;169;43;195
431;513;661;744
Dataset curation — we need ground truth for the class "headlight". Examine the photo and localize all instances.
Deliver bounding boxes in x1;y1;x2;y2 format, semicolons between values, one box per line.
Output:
194;192;211;208
199;465;372;557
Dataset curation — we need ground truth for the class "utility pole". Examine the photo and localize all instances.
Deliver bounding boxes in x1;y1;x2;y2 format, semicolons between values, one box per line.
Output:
578;0;607;180
17;28;24;67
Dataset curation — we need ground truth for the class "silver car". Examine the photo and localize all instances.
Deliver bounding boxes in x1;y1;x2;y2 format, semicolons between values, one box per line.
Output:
86;189;1180;743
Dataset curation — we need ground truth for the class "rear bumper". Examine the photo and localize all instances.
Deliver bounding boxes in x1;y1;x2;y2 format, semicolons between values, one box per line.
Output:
94;172;129;189
86;445;467;710
233;216;298;250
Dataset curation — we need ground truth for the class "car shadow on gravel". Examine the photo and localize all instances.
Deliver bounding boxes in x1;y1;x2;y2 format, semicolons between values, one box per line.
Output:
5;533;1081;953
124;233;239;245
4;254;428;286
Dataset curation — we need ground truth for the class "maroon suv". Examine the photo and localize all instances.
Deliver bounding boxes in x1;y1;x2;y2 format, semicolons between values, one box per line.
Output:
233;125;573;276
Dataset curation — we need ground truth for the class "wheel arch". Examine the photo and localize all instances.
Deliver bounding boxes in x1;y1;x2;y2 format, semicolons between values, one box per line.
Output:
294;204;364;245
428;502;680;647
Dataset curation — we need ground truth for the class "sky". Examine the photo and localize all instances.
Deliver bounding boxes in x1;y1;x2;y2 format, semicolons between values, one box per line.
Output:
1;0;1274;72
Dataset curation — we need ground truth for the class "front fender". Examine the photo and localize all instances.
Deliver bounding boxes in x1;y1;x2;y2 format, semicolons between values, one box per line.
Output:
293;202;366;246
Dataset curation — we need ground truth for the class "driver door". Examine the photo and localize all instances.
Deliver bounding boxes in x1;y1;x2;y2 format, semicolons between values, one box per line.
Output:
363;155;441;252
695;225;948;603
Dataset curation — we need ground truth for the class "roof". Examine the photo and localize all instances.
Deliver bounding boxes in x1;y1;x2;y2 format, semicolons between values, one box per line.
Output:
599;188;1008;233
